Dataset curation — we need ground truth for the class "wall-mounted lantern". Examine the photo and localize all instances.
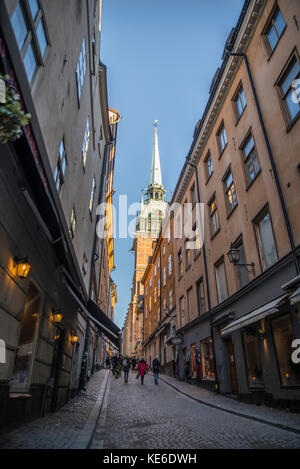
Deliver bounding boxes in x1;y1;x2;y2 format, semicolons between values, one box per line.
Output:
52;310;63;326
227;243;255;276
70;331;78;345
14;257;31;279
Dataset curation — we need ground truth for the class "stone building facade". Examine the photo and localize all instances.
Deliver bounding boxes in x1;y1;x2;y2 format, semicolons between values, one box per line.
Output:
171;0;300;407
0;0;120;431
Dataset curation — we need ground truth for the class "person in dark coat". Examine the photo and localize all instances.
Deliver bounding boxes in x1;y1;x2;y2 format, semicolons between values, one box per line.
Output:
122;357;130;383
152;357;160;385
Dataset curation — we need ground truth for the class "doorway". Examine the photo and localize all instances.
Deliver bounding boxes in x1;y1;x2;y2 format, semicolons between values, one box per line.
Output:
226;338;238;394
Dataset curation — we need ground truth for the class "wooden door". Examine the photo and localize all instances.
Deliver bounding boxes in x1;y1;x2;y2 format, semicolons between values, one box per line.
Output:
227;338;238;394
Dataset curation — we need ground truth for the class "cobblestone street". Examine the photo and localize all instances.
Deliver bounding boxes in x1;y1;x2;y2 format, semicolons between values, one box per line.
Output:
90;370;300;450
0;370;108;449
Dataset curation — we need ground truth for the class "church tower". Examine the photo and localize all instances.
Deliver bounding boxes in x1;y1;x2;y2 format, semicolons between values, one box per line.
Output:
136;121;167;238
125;122;168;358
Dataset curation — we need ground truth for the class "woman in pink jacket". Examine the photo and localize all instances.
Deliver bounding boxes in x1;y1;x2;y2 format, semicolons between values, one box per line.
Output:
137;359;148;385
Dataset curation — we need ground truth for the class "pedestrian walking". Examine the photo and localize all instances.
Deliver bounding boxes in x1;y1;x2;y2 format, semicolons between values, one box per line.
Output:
152;357;160;385
105;356;111;369
131;356;136;371
123;356;130;383
137;358;148;385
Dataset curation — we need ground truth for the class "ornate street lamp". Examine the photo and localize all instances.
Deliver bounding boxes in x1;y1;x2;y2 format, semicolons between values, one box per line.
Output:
70;331;79;345
227;243;255;276
14;257;31;279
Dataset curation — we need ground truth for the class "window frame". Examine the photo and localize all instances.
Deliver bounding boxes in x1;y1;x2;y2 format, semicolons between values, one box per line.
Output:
69;207;77;239
204;151;214;182
262;3;287;58
240;129;261;188
208;193;220;238
10;0;50;85
216;121;228;157
275;48;300;130
252;204;279;272
232;82;247;122
222;166;238;216
214;257;229;304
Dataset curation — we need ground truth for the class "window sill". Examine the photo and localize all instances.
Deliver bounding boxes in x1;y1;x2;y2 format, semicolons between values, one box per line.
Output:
210;227;221;241
218;143;228;160
245;169;261;192
286;111;300;133
194;250;201;261
205;172;213;185
226;203;238;220
235;105;247;127
266;26;287;62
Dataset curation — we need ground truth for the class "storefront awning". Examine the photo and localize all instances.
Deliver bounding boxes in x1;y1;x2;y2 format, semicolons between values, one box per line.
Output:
65;283;120;348
221;293;288;337
290;287;300;305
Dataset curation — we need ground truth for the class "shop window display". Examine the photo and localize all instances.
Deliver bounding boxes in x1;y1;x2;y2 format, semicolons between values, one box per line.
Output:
243;330;264;388
200;337;215;380
272;313;300;387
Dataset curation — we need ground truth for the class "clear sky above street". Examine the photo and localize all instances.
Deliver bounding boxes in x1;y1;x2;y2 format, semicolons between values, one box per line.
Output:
101;0;245;328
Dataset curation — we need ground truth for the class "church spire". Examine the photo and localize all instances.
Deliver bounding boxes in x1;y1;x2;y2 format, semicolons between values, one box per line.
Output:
149;120;163;187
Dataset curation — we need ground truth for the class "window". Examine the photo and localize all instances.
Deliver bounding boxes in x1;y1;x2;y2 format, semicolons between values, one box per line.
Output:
11;1;49;84
162;244;165;256
10;282;42;392
234;85;246;119
196;279;205;315
191;184;197;205
158;257;160;270
204;152;213;180
150;277;152;287
193;223;201;258
163;299;167;316
69;207;77;239
168;255;172;276
54;140;67;193
217;123;227;154
82;253;88;276
187;287;192;321
208;195;220;237
215;260;229;303
169;290;173;310
163;267;166;286
200;338;215;380
272;313;300;386
82;117;91;169
145;304;147;319
242;133;260;185
76;37;87;101
243;331;264;388
149;296;152;311
167;227;171;244
178;249;182;277
264;6;286;54
254;208;278;270
233;239;249;288
179;296;185;327
185;241;191;269
223;169;238;215
158;279;160;294
154;287;157;304
89;176;96;214
154;264;157;277
277;54;300;125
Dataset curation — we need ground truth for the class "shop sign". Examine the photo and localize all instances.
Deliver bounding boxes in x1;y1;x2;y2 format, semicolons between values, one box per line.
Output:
170;336;183;346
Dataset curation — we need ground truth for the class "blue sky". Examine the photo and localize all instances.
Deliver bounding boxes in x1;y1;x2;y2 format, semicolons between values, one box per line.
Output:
101;0;245;328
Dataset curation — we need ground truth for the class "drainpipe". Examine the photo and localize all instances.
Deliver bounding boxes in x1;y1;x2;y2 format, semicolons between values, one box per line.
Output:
227;49;299;276
186;159;220;393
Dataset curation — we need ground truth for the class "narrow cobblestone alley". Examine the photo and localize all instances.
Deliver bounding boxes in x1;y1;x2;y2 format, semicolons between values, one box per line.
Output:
90;371;300;450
